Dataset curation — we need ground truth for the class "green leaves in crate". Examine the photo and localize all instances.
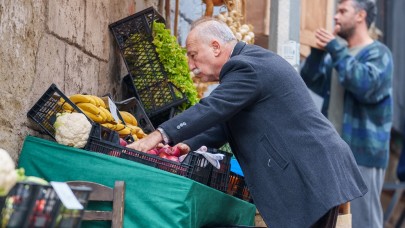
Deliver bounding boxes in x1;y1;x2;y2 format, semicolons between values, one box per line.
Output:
152;22;199;109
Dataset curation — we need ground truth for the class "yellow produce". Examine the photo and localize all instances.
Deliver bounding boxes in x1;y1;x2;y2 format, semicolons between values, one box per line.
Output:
57;98;74;112
91;95;106;108
136;128;147;139
98;108;108;122
114;123;126;131
131;134;139;141
101;123;116;130
69;94;97;106
118;127;131;136
82;110;104;123
119;111;138;126
126;124;141;133
76;103;101;116
100;107;114;122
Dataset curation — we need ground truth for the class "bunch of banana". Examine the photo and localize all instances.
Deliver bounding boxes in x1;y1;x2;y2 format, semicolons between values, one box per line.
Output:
59;94;148;140
119;111;147;140
127;123;148;140
119;111;138;126
101;121;147;140
101;122;128;136
57;97;75;113
63;94;114;124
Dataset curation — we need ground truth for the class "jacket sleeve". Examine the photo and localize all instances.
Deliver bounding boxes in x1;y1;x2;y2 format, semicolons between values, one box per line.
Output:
300;47;329;96
325;39;393;104
159;59;261;145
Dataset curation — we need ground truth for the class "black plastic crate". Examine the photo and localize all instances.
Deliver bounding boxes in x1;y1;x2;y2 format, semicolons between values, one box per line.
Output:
1;182;41;227
84;123;121;155
121;149;212;185
53;186;92;228
0;197;5;215
227;172;253;203
27;84;89;140
114;97;155;134
26;185;63;227
207;149;232;192
147;105;184;128
121;74;187;118
111;7;188;117
84;123;212;184
0;182;89;228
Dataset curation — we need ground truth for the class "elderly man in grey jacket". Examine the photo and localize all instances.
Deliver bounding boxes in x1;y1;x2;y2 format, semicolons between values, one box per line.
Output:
128;17;367;228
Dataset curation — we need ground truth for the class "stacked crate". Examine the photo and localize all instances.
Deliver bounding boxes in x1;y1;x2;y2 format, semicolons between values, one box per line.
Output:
109;7;188;127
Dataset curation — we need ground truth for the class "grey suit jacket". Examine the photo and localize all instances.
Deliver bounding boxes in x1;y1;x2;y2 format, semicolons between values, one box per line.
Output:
160;42;367;227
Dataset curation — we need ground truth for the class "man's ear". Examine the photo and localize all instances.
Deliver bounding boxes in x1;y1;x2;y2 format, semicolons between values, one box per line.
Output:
211;40;221;56
357;9;367;24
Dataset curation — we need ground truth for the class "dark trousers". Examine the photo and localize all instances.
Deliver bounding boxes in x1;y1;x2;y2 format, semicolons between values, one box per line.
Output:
311;206;340;228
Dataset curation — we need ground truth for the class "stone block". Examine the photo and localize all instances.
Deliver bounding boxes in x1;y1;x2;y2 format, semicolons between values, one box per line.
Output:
0;92;30;161
108;0;137;23
32;34;66;101
64;45;99;95
0;1;46;98
85;0;109;60
48;0;85;46
97;61;120;100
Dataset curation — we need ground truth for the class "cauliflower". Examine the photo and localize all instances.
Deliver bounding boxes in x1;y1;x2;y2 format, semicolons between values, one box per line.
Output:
0;148;17;196
54;112;92;148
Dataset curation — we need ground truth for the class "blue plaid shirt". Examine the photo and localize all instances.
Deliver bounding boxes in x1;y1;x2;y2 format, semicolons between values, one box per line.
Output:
301;39;393;168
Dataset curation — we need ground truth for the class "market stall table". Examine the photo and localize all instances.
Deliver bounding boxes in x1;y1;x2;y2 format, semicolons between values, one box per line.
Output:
18;136;256;228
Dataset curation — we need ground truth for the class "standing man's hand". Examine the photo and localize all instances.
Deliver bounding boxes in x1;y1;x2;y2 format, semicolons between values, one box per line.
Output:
126;131;163;152
315;26;340;49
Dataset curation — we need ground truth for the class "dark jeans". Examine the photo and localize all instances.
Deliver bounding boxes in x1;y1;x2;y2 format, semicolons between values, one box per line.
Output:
311;206;340;228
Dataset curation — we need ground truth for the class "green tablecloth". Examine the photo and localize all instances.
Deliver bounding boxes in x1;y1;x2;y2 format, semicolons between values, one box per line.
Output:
18;136;255;228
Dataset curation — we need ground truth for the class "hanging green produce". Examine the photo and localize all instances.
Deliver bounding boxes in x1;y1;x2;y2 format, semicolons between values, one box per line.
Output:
152;22;199;109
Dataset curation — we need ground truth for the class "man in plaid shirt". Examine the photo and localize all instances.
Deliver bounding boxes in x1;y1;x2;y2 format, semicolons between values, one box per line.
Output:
300;0;393;227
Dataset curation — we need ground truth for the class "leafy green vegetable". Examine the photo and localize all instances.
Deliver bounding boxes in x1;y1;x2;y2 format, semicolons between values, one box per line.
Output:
152;22;199;109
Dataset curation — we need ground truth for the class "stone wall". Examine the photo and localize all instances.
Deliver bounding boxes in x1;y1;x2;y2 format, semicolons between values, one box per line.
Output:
0;0;161;161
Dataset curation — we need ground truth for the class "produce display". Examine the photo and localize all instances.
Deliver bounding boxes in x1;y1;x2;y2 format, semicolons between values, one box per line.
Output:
1;4;255;225
216;10;254;44
147;145;182;163
122;21;199;112
152;22;199;109
54;112;92;148
118;111;147;140
204;0;255;44
1;148;51;227
59;94;148;141
0;148;17;197
59;94;112;123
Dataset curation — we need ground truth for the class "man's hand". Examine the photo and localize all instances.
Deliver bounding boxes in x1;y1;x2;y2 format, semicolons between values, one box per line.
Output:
126;130;163;152
315;28;337;49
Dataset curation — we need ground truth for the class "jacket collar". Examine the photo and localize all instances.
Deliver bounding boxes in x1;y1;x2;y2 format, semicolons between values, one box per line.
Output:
230;41;246;58
219;41;246;82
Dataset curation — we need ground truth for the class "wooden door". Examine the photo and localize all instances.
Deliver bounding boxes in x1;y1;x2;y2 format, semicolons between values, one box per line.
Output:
300;0;335;57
